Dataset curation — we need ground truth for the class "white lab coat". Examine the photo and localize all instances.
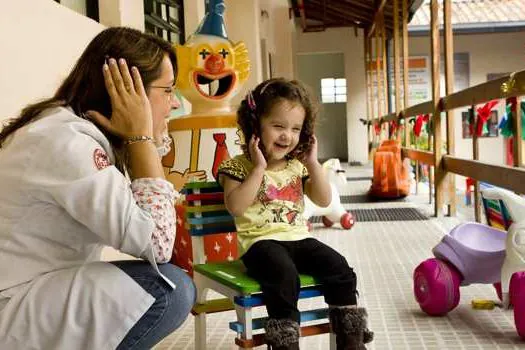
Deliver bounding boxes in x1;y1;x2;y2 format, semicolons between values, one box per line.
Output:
0;107;173;349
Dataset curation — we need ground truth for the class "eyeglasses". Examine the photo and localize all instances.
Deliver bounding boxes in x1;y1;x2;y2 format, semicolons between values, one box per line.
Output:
150;85;176;101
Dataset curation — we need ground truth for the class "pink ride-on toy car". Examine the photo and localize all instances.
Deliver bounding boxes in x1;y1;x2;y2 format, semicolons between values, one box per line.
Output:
413;187;525;339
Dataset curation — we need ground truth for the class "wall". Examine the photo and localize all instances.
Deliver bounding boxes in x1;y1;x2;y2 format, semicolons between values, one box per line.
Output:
295;28;369;164
183;0;206;39
0;0;104;120
259;0;295;80
224;0;263;107
98;0;145;30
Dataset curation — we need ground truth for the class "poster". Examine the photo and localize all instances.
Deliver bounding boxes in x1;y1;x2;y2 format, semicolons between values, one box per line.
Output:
372;56;430;109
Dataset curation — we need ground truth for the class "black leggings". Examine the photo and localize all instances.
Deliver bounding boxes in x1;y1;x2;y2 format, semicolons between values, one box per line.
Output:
241;238;357;323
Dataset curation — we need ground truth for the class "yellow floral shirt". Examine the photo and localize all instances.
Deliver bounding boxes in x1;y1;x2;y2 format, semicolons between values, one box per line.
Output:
218;154;311;255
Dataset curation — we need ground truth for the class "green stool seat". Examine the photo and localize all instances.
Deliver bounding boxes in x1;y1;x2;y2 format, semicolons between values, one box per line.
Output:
194;260;318;295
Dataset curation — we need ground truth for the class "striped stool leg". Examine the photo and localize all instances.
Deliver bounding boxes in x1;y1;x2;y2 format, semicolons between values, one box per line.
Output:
235;304;254;349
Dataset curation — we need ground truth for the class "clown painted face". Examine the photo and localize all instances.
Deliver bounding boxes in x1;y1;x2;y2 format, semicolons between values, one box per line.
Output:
175;34;250;114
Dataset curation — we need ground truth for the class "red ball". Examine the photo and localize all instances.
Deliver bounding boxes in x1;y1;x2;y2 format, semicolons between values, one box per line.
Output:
340;212;355;230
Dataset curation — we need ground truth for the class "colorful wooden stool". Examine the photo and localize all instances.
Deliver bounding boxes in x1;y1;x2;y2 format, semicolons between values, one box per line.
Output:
180;181;335;350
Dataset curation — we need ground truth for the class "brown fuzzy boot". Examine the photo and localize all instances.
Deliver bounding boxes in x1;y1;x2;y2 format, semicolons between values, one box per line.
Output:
264;318;300;350
329;307;374;350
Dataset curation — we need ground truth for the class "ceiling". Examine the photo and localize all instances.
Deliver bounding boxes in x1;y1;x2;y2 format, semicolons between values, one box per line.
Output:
290;0;424;36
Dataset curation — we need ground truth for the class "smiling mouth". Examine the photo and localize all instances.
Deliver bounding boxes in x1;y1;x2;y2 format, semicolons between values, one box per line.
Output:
193;72;235;99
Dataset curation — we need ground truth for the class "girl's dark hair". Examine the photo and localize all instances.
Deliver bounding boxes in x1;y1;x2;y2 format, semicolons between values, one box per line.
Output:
0;27;177;173
237;78;318;160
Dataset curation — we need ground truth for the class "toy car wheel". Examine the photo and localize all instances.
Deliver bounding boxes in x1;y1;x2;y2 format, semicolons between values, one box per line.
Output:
340;212;355;230
413;258;462;316
510;271;525;340
322;216;334;227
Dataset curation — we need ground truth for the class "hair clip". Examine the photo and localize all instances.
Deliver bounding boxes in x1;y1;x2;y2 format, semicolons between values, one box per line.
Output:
260;80;273;95
246;90;256;111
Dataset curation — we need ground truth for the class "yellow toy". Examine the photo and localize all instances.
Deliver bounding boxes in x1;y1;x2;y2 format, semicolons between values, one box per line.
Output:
471;299;502;310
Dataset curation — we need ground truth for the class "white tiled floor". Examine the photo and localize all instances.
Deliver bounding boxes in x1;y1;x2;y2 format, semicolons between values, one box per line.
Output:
155;164;523;349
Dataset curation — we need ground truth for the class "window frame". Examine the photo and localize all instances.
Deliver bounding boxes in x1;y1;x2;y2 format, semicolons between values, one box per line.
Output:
144;0;185;45
321;78;347;104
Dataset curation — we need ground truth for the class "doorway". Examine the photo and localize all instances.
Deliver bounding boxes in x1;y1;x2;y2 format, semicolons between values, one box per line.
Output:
297;53;348;162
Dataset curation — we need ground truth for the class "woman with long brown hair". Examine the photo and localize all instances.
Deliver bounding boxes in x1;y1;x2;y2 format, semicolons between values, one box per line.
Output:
0;27;195;349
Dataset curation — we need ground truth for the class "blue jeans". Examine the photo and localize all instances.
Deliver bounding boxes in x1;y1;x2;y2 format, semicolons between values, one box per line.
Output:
111;261;196;349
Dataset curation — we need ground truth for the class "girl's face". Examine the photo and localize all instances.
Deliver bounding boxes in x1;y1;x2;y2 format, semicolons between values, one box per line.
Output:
259;100;305;164
147;55;180;146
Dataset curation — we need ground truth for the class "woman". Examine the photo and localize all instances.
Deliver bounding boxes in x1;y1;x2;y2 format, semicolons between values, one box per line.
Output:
0;27;195;349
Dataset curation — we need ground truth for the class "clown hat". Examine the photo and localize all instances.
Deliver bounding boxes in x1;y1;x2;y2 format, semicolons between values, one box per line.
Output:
195;0;228;39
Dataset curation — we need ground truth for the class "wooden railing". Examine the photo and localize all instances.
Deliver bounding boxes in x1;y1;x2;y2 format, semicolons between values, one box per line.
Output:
371;69;525;219
365;0;524;218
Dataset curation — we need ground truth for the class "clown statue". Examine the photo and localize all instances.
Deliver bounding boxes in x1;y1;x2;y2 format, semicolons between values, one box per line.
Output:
164;0;249;272
163;0;250;191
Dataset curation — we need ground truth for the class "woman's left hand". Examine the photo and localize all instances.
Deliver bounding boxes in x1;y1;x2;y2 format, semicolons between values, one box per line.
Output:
86;58;153;140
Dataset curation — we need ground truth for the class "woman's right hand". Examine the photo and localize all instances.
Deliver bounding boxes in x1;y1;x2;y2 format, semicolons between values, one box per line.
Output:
249;135;267;170
86;58;153;139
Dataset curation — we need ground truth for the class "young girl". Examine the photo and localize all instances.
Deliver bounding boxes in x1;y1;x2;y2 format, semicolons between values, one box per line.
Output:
218;78;373;350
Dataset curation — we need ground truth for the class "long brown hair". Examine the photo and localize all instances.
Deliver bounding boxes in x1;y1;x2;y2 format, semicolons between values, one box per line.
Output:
237;78;318;161
0;27;177;172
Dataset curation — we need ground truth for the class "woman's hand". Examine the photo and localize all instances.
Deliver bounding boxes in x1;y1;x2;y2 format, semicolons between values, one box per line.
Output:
301;135;319;170
86;58;153;139
249;135;267;170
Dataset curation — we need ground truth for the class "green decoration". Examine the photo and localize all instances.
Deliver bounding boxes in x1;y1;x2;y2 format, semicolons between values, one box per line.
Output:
500;101;525;140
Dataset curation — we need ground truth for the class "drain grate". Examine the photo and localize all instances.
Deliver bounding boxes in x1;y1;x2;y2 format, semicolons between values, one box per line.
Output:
340;195;407;204
346;176;372;182
310;208;427;223
351;208;428;221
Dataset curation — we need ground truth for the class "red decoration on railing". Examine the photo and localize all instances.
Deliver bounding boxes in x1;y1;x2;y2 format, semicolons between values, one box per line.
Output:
374;122;381;135
389;120;398;138
413;114;430;137
474;100;498;136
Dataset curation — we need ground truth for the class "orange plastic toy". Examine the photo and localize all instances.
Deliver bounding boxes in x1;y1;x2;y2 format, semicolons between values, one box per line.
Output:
369;140;410;198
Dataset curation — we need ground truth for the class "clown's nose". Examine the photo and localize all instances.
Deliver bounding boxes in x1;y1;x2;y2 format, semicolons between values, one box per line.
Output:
205;54;225;74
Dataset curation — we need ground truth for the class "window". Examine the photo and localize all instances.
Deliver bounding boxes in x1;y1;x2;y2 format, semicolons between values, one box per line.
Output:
144;0;185;45
53;0;99;21
321;78;347;103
